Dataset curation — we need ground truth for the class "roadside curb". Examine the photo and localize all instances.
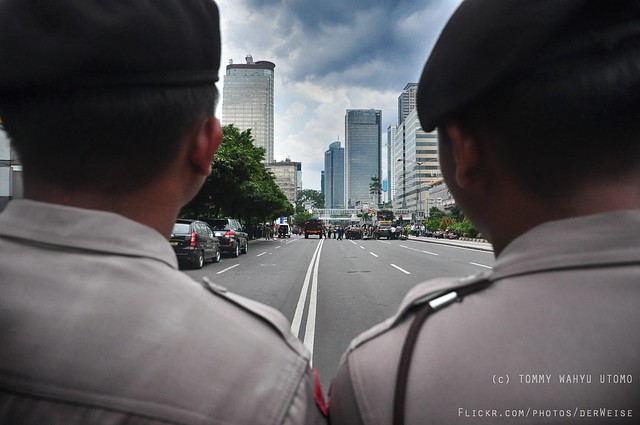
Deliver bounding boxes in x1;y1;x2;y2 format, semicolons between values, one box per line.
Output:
407;236;494;253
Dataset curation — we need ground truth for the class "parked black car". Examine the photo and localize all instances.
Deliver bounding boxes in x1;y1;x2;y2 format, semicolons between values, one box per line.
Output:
204;218;249;257
170;219;221;269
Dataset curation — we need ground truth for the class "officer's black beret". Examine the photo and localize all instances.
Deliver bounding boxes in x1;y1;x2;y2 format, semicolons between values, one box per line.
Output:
0;0;221;95
417;0;640;132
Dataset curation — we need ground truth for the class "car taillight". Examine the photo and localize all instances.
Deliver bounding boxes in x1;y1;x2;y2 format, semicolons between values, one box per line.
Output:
225;230;235;238
190;231;197;247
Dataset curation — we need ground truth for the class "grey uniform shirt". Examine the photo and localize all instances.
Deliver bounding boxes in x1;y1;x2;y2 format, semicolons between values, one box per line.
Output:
0;200;326;425
330;210;640;425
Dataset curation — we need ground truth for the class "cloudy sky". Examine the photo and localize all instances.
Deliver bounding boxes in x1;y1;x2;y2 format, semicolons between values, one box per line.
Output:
215;0;462;191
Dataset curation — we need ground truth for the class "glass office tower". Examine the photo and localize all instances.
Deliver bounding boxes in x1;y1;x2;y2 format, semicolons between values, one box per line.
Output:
324;141;345;208
222;55;275;162
345;109;382;208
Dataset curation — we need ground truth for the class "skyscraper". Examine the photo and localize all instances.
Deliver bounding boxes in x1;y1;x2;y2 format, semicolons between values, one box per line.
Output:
393;109;441;215
324;141;345;208
222;55;275;162
398;83;418;125
345;109;382;208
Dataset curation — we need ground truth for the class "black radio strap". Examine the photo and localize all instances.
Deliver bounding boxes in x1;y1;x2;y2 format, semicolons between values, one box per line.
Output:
393;278;492;425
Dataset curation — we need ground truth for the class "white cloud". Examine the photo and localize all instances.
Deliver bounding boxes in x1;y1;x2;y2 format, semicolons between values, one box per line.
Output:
215;0;462;190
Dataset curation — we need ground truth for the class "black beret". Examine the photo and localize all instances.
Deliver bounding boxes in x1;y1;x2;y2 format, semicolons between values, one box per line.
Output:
0;0;221;94
417;0;640;132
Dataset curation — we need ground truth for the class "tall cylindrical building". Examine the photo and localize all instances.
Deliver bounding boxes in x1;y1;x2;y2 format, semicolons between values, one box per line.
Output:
222;55;275;162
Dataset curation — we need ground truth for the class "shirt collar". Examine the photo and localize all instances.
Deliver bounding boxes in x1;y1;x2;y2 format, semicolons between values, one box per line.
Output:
0;199;178;269
493;209;640;280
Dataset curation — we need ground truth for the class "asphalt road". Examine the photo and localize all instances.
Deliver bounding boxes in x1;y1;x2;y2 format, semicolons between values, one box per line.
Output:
183;235;495;393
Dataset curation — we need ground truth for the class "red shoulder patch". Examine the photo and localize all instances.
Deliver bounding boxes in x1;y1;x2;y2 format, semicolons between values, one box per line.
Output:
313;368;328;417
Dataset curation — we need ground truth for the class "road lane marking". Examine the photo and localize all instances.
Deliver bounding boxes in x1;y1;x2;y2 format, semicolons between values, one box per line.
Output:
370;252;379;258
275;246;281;249
390;264;411;274
216;263;240;275
349;240;357;245
285;239;297;245
256;252;267;257
359;246;365;250
470;262;493;269
377;240;391;245
291;239;324;366
303;239;323;366
400;244;439;256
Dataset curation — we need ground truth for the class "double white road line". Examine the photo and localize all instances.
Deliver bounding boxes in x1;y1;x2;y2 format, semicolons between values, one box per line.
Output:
290;239;324;365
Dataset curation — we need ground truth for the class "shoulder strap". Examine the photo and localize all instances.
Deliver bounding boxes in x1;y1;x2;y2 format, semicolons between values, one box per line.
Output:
200;277;309;359
393;277;493;425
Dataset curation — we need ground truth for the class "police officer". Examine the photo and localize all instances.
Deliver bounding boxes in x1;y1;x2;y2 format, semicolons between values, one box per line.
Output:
0;1;326;424
330;1;640;424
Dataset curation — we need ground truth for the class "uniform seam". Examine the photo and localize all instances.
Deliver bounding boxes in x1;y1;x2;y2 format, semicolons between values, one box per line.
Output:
0;386;224;425
278;362;312;425
492;259;640;283
347;354;376;425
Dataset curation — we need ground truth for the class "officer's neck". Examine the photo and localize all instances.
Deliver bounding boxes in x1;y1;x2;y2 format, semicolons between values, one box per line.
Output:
24;179;183;239
487;174;640;257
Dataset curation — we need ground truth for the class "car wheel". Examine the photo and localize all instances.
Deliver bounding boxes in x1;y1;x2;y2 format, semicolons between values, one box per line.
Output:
231;242;240;258
194;251;204;269
241;240;248;254
212;249;221;263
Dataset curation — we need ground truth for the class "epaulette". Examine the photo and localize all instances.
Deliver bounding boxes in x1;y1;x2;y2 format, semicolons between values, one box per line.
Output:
345;270;493;355
200;277;310;361
392;271;494;425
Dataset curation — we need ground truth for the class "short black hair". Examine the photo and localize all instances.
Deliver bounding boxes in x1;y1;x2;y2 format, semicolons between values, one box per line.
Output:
449;33;640;197
0;85;217;192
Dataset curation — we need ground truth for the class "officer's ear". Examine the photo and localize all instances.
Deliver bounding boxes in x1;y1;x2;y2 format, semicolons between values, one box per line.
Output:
189;117;223;176
442;120;482;190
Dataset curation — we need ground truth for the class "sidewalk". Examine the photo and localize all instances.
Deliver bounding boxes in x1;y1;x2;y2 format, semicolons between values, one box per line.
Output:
407;235;494;253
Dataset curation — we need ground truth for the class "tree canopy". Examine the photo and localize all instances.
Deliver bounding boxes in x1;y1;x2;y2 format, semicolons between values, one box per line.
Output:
180;124;293;224
295;189;325;213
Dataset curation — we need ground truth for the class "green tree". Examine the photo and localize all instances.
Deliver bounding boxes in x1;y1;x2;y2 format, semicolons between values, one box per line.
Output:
449;218;479;238
293;210;314;228
426;207;445;229
181;124;292;226
295;189;325;213
450;204;465;222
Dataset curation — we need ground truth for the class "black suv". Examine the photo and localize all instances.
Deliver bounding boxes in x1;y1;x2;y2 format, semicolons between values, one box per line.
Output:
204;218;249;257
170;219;221;269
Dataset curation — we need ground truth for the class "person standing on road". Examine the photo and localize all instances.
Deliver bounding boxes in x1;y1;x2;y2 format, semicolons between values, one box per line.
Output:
0;1;326;424
330;1;640;424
